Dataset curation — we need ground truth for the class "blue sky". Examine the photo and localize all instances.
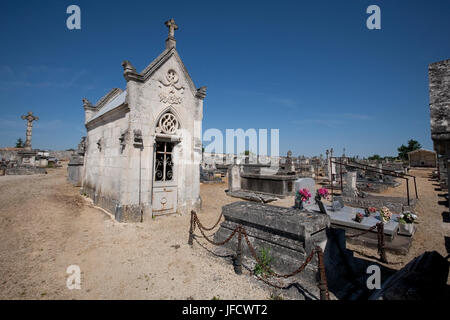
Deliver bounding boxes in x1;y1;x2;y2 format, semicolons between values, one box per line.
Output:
1;0;449;157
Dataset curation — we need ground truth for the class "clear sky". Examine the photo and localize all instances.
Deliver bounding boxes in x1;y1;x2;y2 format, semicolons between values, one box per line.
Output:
1;0;449;157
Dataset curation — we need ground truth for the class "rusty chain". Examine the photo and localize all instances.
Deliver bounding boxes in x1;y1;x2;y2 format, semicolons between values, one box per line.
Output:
193;211;224;231
193;214;240;246
346;223;378;238
346;221;388;264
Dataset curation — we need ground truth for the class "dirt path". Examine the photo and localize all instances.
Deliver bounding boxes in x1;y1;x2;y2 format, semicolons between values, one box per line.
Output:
0;168;270;300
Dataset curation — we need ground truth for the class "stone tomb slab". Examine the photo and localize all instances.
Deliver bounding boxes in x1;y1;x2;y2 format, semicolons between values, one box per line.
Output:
240;173;298;196
310;204;414;254
328;206;399;238
214;201;330;279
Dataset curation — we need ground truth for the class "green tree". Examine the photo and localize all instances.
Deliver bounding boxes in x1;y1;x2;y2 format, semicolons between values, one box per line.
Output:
15;138;24;148
397;139;421;161
368;154;382;161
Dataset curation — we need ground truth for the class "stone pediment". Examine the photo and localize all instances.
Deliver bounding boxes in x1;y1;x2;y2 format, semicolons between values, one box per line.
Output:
122;48;206;99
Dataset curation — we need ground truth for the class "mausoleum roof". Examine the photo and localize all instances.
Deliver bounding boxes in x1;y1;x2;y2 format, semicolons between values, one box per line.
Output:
407;149;436;155
89;90;127;122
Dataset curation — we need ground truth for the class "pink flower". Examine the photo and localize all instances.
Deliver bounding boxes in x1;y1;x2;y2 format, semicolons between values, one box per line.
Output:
298;188;312;202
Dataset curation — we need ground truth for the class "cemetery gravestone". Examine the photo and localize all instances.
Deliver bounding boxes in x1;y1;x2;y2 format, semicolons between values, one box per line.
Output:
343;171;357;197
228;164;241;192
294;177;315;196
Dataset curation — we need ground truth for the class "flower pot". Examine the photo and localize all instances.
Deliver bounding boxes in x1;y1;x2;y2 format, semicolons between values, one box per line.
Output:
379;215;391;224
355;215;364;223
398;223;415;236
295;198;304;210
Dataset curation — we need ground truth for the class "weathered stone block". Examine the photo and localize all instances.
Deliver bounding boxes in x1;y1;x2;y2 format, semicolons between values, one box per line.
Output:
369;251;449;300
214;202;330;278
240;173;297;196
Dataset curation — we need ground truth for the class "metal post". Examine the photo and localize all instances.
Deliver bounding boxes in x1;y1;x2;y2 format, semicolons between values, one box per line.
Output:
406;178;410;206
413;176;418;199
330;159;334;200
316;247;330;300
377;223;388;263
188;211;195;246
234;226;242;275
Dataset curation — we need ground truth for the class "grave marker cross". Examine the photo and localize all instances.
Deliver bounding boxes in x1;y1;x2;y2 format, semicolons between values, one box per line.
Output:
21;111;39;150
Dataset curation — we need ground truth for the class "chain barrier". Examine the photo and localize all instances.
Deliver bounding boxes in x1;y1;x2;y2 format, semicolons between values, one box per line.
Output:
346;221;388;263
189;210;330;299
194;211;224;231
346;224;378;238
377;222;388;263
193;214;240;246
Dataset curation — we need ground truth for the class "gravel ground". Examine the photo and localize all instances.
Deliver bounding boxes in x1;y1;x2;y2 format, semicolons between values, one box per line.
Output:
0;167;270;300
0;167;448;299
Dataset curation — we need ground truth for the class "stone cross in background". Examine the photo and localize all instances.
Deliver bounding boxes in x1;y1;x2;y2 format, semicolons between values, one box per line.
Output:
21;111;39;151
165;18;178;39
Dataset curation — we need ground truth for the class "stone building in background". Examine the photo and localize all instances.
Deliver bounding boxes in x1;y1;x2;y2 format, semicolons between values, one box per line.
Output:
407;149;437;168
80;19;206;222
429;59;450;200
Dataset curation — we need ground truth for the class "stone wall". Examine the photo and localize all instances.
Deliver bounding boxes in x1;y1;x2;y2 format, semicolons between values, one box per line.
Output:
429;59;450;200
48;150;74;161
408;150;437;167
0;150;20;161
82;108;130;220
0;149;74;162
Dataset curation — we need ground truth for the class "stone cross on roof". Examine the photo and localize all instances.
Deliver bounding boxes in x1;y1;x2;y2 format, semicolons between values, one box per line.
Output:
21;111;39;151
165;18;178;39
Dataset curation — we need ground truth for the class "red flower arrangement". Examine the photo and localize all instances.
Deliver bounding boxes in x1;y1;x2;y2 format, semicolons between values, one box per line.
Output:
317;188;329;199
297;188;312;203
355;212;364;223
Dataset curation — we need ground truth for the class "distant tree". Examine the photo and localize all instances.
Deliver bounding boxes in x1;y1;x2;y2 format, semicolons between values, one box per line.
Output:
65;148;76;152
244;150;250;156
397;139;421;161
368;154;382;161
15;138;24;148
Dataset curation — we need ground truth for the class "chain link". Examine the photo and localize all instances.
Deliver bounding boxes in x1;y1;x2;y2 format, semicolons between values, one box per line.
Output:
193;211;223;231
346;223;378;238
193;214;239;246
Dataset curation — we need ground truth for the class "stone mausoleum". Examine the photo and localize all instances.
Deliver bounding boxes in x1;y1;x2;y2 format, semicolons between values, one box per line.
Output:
80;19;206;222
